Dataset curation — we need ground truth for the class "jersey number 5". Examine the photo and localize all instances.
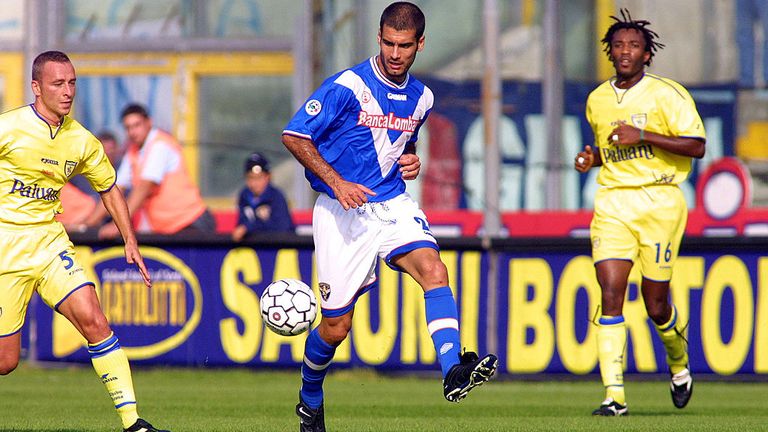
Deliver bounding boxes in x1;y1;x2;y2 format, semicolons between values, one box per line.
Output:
58;250;74;270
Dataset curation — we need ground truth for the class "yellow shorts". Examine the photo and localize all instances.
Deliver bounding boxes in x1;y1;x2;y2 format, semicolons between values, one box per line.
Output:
0;223;93;336
590;186;687;282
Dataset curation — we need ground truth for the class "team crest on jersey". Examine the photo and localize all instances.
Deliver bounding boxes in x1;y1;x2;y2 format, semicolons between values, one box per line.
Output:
319;282;331;301
305;99;322;116
361;91;372;103
64;160;77;177
631;113;647;129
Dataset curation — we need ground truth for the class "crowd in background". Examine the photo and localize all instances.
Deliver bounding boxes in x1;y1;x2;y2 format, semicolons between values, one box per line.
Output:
57;103;294;238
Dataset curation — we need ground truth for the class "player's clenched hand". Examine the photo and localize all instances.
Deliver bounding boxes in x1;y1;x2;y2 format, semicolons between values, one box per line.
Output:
574;145;594;173
398;153;421;180
332;179;376;210
609;121;642;146
124;243;152;287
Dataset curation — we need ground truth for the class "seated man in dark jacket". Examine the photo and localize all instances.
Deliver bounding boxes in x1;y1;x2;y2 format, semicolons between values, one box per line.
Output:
232;152;294;241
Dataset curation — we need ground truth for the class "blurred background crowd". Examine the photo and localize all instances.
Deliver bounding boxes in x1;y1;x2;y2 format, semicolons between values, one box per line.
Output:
0;0;766;236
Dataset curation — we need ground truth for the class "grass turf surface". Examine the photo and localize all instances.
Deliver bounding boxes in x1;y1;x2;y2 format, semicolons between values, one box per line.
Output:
1;365;766;431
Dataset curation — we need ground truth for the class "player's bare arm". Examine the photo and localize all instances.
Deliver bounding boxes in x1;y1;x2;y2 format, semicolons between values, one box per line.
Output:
282;133;375;210
99;186;152;287
609;122;705;158
125;179;156;216
96;179;157;238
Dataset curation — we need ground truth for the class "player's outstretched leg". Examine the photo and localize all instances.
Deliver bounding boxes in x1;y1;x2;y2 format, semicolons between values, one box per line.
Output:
423;286;498;402
123;418;170;432
654;306;692;408
593;315;628;416
592;399;629;417
296;393;326;432
442;350;498;403
669;367;693;409
88;333;168;431
296;328;334;431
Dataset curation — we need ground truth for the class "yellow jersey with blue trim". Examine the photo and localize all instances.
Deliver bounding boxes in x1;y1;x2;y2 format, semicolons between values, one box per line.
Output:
0;105;116;227
586;73;706;187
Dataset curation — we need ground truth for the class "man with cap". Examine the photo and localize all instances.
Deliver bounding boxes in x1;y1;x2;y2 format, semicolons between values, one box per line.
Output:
231;152;294;241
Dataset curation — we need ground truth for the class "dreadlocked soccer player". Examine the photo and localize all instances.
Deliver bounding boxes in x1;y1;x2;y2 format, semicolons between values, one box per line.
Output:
574;8;705;416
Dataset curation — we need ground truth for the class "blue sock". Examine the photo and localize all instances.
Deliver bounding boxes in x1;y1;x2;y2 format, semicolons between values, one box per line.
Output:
424;286;461;377
300;328;336;409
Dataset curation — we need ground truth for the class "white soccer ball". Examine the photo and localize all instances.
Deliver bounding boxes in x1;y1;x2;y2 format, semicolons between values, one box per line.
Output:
260;278;318;336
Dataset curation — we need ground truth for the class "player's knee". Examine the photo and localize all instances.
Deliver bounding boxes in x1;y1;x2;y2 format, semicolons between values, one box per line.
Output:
319;318;351;346
76;312;111;342
0;358;19;375
646;303;670;325
420;260;449;286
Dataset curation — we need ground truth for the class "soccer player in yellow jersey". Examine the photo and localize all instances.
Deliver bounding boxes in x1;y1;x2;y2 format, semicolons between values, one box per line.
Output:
574;10;705;416
0;51;169;432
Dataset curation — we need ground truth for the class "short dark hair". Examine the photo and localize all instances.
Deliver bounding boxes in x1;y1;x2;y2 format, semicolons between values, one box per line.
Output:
601;8;664;66
380;2;425;39
121;103;150;120
32;51;71;81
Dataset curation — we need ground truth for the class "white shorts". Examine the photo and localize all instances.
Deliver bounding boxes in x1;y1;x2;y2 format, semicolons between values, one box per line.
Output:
313;193;438;317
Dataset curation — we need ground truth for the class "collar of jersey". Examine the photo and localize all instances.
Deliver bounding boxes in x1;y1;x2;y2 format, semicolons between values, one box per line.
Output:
370;56;409;90
29;104;65;139
609;72;647;104
610;72;646;91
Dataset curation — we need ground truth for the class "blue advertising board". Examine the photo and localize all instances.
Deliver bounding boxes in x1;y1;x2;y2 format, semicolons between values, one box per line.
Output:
32;240;767;375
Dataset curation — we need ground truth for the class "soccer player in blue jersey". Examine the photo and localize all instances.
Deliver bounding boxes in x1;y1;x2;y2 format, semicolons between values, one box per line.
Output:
574;9;704;416
282;2;497;430
0;51;168;432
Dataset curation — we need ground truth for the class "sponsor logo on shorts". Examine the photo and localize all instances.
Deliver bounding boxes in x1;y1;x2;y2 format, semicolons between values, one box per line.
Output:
305;99;322;115
592;236;601;249
319;282;331;301
0;306;3;318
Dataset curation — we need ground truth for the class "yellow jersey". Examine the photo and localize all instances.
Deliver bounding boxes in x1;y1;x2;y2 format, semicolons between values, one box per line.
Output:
586;73;706;187
0;105;115;227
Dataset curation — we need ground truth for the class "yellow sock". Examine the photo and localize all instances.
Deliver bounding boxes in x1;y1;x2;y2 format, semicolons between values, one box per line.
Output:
88;332;139;429
655;305;688;375
597;315;626;405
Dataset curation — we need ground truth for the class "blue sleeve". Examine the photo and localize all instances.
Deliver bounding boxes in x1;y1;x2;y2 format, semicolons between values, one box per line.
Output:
283;74;356;142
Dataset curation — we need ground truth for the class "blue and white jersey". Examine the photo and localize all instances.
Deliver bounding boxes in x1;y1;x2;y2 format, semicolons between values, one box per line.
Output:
283;56;433;202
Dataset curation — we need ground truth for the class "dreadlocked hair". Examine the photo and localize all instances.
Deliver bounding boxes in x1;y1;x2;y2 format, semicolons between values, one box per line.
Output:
601;8;665;66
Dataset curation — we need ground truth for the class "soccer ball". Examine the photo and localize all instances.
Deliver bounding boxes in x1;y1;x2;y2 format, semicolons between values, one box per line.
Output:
260;279;318;336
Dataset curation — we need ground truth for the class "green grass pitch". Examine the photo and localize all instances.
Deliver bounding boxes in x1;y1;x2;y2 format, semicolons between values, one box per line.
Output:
1;365;766;431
